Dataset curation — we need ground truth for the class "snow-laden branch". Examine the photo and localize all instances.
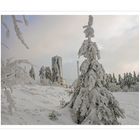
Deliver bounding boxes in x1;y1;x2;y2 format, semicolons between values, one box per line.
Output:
1;42;9;49
1;16;10;38
12;15;29;49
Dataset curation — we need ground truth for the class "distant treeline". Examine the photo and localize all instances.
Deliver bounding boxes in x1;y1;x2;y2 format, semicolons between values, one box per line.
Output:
103;71;139;92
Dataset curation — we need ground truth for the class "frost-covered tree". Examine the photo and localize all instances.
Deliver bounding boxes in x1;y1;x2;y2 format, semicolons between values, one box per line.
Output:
1;58;33;115
112;73;117;84
118;74;121;84
133;71;137;84
107;83;121;92
104;72;139;92
1;58;33;87
103;73;121;92
68;15;125;124
129;71;139;92
109;74;113;83
39;66;53;85
123;72;133;88
137;74;139;82
128;73;133;88
118;74;123;88
29;66;35;80
45;66;52;81
45;66;52;85
39;66;45;79
39;66;46;84
52;56;63;85
120;72;139;92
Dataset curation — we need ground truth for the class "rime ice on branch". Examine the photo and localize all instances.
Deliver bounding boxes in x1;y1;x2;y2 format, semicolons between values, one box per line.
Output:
69;15;125;124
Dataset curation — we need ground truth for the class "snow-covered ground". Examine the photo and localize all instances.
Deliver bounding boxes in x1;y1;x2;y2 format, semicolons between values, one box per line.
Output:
1;85;139;125
113;92;139;125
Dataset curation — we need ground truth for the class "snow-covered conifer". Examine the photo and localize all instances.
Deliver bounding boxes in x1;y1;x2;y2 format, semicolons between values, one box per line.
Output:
137;74;139;82
52;56;63;85
118;74;123;88
112;73;117;84
45;66;52;81
29;66;35;80
68;15;125;124
39;66;45;79
39;66;46;84
133;71;137;84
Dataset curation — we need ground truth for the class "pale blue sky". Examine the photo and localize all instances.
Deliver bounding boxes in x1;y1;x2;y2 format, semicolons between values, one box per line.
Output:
1;15;139;84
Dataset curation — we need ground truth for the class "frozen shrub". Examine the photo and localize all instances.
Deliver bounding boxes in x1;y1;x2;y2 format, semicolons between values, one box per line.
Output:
48;111;58;121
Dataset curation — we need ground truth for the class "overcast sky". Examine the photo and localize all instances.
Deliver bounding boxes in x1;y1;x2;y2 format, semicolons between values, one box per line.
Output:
1;15;139;84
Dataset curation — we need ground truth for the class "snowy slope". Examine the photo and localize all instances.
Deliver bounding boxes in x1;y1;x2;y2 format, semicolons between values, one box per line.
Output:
1;85;139;125
113;92;139;125
1;85;74;125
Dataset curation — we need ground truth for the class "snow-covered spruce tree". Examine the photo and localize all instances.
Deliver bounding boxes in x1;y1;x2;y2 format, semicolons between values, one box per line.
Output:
45;66;52;81
39;66;46;85
137;73;139;82
133;71;137;83
69;15;125;124
112;73;117;84
29;66;35;80
118;74;122;86
52;56;63;85
104;73;121;92
45;66;52;85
